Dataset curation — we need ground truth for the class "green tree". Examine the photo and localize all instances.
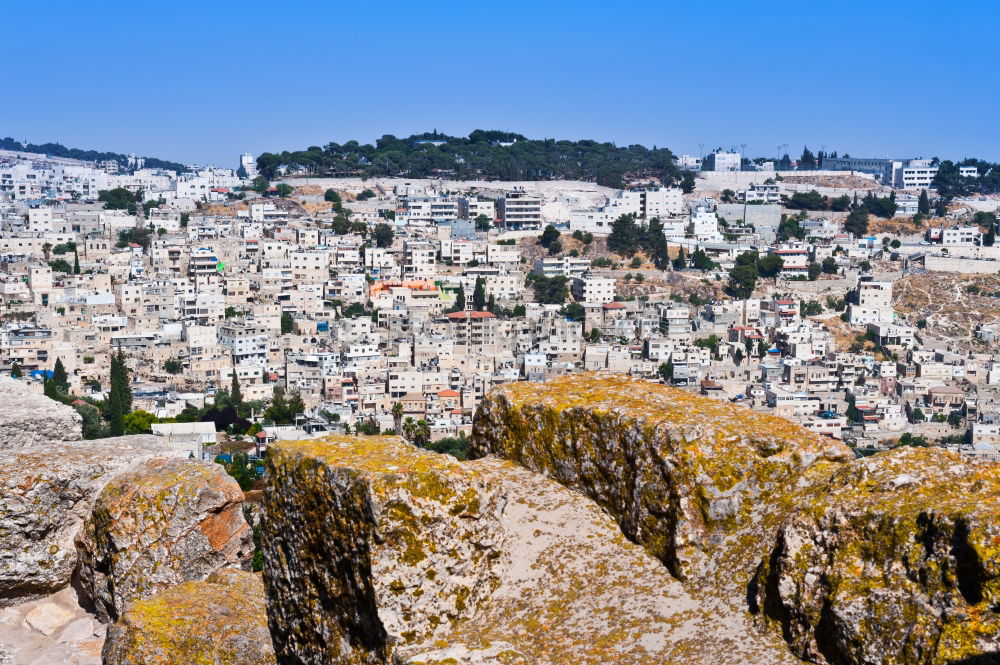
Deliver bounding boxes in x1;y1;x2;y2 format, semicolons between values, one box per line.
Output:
98;188;138;214
527;274;569;304
788;190;827;211
51;358;69;393
357;188;376;201
474;214;491;231
807;262;822;281
756;254;784;284
727;264;758;299
231;370;243;410
392;401;404;435
275;183;294;198
164;358;183;374
251;176;270;194
280;312;293;334
373;223;394;248
49;259;72;273
10;362;22;379
844;208;869;237
73;250;80;274
658;361;673;382
124;409;157;434
539;224;561;248
821;257;838;274
472;277;486;311
918;189;930;215
607;214;641;256
105;350;131;436
680;171;696;194
216;452;259;492
451;284;466;312
799;146;817;170
691;249;716;271
324;188;342;205
672;246;686;270
42;242;53;262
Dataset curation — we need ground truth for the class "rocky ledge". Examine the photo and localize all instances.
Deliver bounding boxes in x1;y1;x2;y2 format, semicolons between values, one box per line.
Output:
261;434;801;665
469;373;852;580
754;446;1000;665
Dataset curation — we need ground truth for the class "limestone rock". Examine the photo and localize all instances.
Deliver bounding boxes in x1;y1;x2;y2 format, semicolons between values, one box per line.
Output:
0;586;104;665
754;446;1000;665
262;435;803;665
76;457;253;622
469;373;852;580
102;568;274;665
0;436;163;603
0;378;81;448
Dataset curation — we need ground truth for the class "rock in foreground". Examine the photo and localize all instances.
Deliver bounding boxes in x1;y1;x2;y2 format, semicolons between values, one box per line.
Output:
76;457;253;622
470;373;852;580
0;435;163;603
0;377;82;448
755;446;1000;665
262;435;801;665
102;568;274;665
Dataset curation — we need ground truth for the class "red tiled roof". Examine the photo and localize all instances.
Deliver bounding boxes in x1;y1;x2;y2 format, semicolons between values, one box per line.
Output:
603;302;626;309
445;311;497;319
438;389;460;397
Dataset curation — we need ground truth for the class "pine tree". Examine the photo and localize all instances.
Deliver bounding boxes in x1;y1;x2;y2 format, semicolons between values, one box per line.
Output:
472;277;486;311
73;251;80;275
918;189;930;215
105;350;131;436
672;246;686;270
52;358;69;393
452;284;466;312
231;369;243;410
10;362;21;379
486;294;496;314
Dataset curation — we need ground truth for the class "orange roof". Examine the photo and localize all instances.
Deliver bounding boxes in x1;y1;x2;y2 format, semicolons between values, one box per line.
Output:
445;311;497;319
603;302;626;309
438;389;460;397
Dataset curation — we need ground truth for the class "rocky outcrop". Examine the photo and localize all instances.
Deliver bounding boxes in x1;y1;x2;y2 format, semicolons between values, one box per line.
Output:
76;457;253;622
102;568;274;665
261;434;803;665
754;446;1000;665
0;586;106;665
0;377;81;448
0;435;163;603
469;373;852;580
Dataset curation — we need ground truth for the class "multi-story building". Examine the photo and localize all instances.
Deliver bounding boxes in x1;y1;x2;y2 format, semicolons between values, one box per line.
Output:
499;189;543;230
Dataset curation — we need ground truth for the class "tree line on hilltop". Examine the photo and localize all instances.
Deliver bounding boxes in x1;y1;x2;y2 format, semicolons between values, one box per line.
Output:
255;130;682;188
0;136;188;173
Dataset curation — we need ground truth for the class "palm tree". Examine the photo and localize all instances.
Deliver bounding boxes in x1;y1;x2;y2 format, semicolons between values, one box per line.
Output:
42;243;52;262
391;402;404;435
415;420;431;447
402;417;417;443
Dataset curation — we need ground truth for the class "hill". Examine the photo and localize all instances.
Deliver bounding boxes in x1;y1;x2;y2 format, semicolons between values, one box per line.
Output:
255;129;682;187
0;136;188;173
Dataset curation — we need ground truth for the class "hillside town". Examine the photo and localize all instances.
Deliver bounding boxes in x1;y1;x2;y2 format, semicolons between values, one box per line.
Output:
3;143;1000;463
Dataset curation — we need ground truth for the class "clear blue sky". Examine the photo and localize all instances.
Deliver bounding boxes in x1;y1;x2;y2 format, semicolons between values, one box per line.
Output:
5;0;997;168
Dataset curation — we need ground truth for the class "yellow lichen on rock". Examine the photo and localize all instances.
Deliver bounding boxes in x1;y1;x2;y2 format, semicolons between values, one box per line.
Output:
754;446;1000;665
101;568;274;665
470;373;852;581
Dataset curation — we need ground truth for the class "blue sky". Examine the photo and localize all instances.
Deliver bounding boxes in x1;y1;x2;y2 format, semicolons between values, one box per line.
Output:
4;0;997;167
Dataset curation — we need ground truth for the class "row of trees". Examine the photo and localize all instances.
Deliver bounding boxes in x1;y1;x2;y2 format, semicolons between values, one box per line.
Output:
255;130;682;188
607;214;670;268
0;137;187;173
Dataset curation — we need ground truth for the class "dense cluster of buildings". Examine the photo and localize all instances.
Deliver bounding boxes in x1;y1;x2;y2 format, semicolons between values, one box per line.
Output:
1;147;999;461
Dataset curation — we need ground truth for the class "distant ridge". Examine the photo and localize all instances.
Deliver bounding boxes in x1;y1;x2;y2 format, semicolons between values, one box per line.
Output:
0;136;188;173
256;129;681;188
